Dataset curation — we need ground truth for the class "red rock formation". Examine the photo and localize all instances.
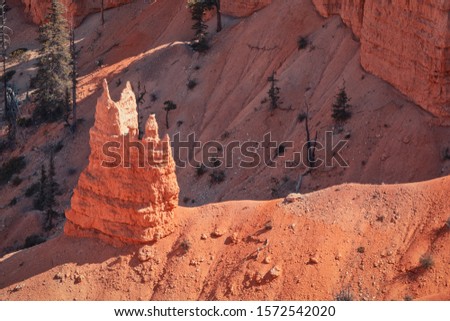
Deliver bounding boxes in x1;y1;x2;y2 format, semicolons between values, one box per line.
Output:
64;80;179;246
21;0;132;25
221;0;272;17
312;0;450;117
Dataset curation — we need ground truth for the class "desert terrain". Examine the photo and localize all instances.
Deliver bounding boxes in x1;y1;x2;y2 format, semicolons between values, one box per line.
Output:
0;0;449;300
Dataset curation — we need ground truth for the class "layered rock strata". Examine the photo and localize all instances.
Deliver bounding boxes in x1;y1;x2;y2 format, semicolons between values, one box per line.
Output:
64;80;179;245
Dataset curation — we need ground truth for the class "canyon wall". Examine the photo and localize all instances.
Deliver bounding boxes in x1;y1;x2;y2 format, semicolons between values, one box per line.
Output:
21;0;132;25
64;80;179;246
312;0;450;117
221;0;272;17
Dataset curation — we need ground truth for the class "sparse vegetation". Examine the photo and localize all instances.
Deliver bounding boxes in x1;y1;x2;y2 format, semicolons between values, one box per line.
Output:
210;170;225;184
8;197;17;207
297;112;307;123
0;156;26;186
297;36;308;50
446;217;450;229
187;79;198;90
419;254;434;269
267;71;281;112
357;246;365;254
332;86;352;122
180;239;191;253
25;182;40;197
24;235;46;249
33;154;60;230
163;100;177;129
11;175;22;186
10;47;28;59
17;117;34;128
404;295;414;301
195;164;207;177
335;288;353;301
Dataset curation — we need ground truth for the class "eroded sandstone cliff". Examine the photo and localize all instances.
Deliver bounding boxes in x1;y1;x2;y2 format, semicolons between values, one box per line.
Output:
64;80;179;245
312;0;450;117
21;0;132;25
221;0;272;17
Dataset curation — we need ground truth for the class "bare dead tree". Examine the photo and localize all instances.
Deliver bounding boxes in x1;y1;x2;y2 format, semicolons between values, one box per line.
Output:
295;98;318;193
135;81;147;138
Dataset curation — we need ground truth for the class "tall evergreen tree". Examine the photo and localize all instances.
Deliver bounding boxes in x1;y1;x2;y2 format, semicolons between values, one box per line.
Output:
33;0;71;122
187;0;209;52
332;86;352;122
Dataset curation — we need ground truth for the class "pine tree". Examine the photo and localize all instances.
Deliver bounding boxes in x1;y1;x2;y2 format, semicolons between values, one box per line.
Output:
332;86;352;122
187;0;209;52
33;0;71;122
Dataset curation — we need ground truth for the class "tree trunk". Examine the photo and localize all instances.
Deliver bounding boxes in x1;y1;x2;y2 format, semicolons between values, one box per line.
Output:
70;28;77;132
165;110;169;129
216;0;222;32
101;0;105;25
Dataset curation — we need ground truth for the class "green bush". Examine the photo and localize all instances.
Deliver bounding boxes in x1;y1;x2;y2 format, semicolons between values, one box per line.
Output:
0;156;26;186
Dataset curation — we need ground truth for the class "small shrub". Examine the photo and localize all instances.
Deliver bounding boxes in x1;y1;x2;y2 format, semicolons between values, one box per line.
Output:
9;197;17;207
335;288;353;301
419;254;434;269
297;112;307;123
24;234;46;249
210;170;225;184
404;295;414;301
183;197;191;204
11;176;23;186
446;217;450;229
357;246;365;254
276;144;286;156
67;168;77;176
10;48;28;59
17;117;34;128
443;147;450;160
298;36;309;50
194;65;201;70
180;239;191;253
150;93;158;102
195;164;207;177
0;156;26;186
25;182;40;197
53;140;64;153
187;79;198;90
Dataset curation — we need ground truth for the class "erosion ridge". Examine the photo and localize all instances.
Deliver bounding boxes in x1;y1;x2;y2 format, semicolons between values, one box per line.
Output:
312;0;450;117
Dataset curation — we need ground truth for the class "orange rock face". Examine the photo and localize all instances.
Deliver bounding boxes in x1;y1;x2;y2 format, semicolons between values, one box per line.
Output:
312;0;450;117
21;0;132;25
221;0;272;17
64;80;179;246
